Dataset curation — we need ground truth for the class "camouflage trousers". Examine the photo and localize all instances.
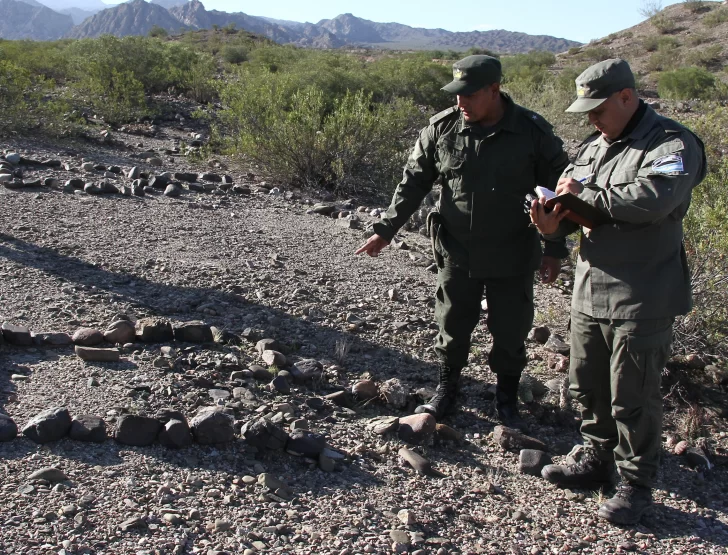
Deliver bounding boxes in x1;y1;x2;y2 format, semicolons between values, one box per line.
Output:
569;309;674;487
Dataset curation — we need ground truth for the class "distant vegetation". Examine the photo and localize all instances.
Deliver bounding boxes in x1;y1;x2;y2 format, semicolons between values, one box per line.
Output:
0;20;726;349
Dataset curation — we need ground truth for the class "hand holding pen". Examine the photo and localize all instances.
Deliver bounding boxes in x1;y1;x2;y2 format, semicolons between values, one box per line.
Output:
555;173;594;196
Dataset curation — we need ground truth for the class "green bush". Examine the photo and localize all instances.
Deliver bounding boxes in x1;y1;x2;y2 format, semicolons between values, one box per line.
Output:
643;35;678;52
683;45;723;68
687;32;709;46
703;7;728;27
221;45;248;65
645;43;680;72
578;46;612;61
653;14;678;33
658;66;717;99
148;25;168;38
683;0;707;13
0;60;31;128
213;77;423;195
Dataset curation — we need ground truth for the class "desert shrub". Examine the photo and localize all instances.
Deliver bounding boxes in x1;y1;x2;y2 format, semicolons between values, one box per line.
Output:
501;51;556;87
643;35;678;52
0;60;31;128
653;14;678;33
578;46;612;61
213;75;423;195
683;0;707;13
76;68;149;124
703;7;728;27
658;66;717;99
221;45;248;65
148;25;168;38
639;0;663;18
568;47;581;55
687;32;709;46
683;45;723;68
645;43;681;72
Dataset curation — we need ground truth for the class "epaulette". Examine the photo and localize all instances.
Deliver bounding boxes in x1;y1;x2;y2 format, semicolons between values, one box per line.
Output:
656;114;685;134
578;130;601;148
522;109;555;135
429;105;459;125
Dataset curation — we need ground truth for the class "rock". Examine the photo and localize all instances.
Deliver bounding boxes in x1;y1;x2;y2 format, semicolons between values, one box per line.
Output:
547;353;570;372
84;182;102;195
270;374;290;394
0;414;18;441
684;447;712;470
75;346;120;362
398;413;436;445
136;318;173;343
119;516;146;532
289;358;323;383
4;152;20;164
398;448;444;477
22;408;72;443
528;326;550;344
368;416;400;435
286;430;326;457
115;415;161;446
258;473;284;490
241;418;288;450
519;449;553;476
1;322;33;346
674;440;690;456
127;166;140;179
435;423;463;443
262;349;287;367
380;378;407;409
325;390;353;408
33;332;72;346
546;377;566;394
104;320;136;344
310;203;336;215
493;426;548;452
164;184;182;197
190;407;234;444
173;321;213;343
69;415;107;443
318;453;335;472
352;379;379;401
255;338;282;354
545;334;570;355
159;419;193;448
398;509;416;525
28;467;68;483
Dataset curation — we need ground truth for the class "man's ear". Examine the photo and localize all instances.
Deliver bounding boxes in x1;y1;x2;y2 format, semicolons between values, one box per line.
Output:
618;88;635;106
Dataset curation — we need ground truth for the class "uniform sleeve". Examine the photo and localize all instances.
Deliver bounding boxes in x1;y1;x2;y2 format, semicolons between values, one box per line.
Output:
578;132;706;224
372;125;438;242
534;123;573;258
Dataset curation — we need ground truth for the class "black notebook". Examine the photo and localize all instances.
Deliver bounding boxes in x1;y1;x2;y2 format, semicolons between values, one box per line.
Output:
535;186;612;230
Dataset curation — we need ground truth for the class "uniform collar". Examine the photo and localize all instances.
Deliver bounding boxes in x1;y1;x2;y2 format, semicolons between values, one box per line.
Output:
595;101;656;147
458;93;523;135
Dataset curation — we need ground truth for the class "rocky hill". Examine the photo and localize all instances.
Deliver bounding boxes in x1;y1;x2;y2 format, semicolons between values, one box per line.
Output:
0;0;73;39
68;0;183;38
557;1;728;89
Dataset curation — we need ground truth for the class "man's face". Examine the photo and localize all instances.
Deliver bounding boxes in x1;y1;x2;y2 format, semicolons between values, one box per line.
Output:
587;90;634;140
457;84;499;124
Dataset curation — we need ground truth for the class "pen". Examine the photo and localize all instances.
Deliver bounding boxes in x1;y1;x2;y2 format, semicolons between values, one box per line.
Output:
577;173;595;183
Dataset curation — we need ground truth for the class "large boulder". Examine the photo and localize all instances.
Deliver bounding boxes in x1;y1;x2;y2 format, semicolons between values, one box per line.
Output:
104;320;136;344
173;321;213;344
72;328;104;347
241;417;288;450
0;414;18;441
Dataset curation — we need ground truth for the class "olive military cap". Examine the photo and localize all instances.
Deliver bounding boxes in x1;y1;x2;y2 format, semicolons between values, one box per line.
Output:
442;55;502;96
566;58;636;113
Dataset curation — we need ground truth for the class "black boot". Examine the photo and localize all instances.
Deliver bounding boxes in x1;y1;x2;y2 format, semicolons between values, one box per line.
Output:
597;479;653;525
494;374;529;432
415;364;461;420
542;447;616;489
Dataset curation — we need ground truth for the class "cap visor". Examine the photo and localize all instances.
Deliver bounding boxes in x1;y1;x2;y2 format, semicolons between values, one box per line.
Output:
565;97;608;113
441;80;482;96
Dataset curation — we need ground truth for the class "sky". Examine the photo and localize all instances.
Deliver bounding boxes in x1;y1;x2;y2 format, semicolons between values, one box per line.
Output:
102;0;688;44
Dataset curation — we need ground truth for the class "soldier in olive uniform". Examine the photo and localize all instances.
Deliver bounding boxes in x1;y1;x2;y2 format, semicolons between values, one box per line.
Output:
356;55;569;429
531;59;706;525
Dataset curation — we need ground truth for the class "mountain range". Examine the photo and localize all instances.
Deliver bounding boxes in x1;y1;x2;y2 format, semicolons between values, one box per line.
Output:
0;0;581;53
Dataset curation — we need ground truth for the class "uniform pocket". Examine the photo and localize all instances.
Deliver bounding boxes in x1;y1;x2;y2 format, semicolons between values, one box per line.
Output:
570;157;594;182
436;140;466;177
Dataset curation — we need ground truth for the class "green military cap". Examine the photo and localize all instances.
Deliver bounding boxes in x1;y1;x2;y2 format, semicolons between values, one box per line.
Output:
566;58;636;113
442;55;502;95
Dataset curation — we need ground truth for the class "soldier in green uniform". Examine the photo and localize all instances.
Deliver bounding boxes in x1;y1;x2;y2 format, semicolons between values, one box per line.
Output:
531;59;706;525
356;55;569;429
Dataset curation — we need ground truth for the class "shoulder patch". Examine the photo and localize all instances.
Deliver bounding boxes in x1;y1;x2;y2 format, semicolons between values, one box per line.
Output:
652;153;685;175
429;106;459;125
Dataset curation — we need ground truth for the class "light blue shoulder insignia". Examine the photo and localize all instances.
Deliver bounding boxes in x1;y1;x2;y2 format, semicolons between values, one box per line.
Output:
429;106;459;125
652;153;685;175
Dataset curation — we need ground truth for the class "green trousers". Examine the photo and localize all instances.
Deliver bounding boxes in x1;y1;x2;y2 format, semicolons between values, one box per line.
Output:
569;309;673;487
434;261;534;376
